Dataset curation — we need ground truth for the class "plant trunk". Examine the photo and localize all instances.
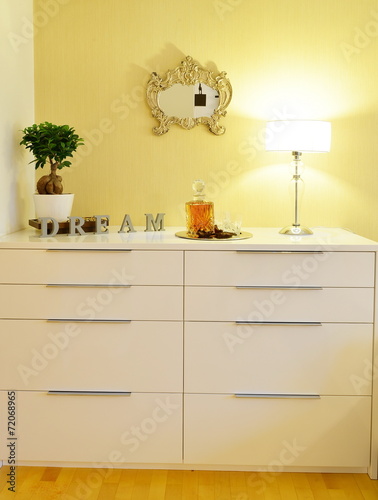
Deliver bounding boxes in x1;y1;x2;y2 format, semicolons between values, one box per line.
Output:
36;161;63;194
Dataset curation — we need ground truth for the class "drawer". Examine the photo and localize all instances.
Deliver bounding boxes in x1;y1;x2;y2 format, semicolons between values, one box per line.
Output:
185;251;375;287
0;320;183;392
184;322;373;395
184;394;371;467
0;249;183;285
0;285;183;320
185;287;374;322
0;391;182;464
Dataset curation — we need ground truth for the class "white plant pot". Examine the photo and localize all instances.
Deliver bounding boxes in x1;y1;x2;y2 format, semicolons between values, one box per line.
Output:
33;193;75;222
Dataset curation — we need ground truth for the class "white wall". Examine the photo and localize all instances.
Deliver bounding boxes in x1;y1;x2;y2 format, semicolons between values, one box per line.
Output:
0;0;34;236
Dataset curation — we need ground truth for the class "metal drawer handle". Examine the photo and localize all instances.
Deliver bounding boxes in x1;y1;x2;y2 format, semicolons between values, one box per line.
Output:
236;251;324;254
47;391;132;396
234;393;320;399
47;319;131;324
235;321;322;326
46;249;132;252
235;286;323;290
46;284;132;288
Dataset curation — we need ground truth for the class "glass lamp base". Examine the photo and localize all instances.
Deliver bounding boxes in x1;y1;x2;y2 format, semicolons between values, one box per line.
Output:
279;225;313;235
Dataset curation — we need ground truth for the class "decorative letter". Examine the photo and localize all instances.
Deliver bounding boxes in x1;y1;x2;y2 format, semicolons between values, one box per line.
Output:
39;217;59;238
94;215;110;234
68;216;86;236
145;213;165;232
118;214;136;233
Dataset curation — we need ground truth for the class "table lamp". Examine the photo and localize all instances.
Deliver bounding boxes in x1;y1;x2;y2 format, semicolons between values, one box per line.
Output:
265;120;331;235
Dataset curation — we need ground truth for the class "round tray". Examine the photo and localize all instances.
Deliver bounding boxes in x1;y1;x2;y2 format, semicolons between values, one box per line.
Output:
175;231;253;241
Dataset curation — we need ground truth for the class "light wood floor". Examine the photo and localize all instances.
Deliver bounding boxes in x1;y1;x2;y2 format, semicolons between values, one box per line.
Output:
0;466;377;499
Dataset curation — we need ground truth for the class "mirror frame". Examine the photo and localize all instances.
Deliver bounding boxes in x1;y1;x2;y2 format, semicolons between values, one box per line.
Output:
146;56;232;136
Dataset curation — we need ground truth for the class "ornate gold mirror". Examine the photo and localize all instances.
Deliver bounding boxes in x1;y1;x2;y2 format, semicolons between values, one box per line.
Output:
146;56;232;135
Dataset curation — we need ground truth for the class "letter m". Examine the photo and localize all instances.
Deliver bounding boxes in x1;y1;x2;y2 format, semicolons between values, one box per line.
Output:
145;213;165;232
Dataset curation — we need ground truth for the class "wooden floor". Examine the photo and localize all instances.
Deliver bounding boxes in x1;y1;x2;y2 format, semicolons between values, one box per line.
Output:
0;466;377;499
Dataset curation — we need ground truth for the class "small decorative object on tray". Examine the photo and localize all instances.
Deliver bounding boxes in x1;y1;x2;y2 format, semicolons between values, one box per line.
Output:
197;225;236;239
29;217;108;234
175;226;252;241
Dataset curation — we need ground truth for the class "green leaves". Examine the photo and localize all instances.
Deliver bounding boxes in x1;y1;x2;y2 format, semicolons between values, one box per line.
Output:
20;122;84;170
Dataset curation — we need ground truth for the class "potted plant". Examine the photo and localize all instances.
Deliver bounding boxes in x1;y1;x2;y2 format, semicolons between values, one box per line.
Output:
20;121;84;221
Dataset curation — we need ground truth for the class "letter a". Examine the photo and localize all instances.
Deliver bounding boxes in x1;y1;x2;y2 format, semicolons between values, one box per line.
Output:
118;214;136;233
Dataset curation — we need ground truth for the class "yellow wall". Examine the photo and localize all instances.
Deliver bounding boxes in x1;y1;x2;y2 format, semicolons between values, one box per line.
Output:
34;0;378;240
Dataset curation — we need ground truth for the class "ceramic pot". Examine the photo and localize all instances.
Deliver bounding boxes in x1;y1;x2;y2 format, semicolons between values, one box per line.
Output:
33;193;74;222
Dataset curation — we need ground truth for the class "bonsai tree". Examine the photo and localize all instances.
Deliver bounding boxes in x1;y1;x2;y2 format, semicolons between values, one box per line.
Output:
20;122;84;194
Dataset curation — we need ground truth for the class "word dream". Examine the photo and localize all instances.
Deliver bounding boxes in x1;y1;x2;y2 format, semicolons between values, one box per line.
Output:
38;213;165;238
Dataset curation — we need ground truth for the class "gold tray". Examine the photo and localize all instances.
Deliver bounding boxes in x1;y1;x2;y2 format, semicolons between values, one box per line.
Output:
175;231;252;241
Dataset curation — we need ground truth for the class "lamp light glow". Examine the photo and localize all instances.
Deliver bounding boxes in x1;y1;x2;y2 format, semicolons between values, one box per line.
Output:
265;120;331;235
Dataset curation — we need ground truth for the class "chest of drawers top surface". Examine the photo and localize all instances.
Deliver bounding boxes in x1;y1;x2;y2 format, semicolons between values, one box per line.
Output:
0;227;377;251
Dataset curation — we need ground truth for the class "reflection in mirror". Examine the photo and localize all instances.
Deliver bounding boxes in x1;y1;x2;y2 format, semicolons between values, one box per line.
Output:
146;56;232;135
158;83;219;119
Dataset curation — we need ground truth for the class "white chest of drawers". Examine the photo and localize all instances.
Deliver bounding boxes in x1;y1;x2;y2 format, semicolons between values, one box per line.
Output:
0;227;376;478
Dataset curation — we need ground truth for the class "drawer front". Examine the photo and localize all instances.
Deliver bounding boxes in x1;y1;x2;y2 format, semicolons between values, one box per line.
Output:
0;285;183;320
185;251;375;287
0;320;183;392
0;249;183;285
185;287;374;322
184;322;373;395
184;394;371;467
0;391;182;464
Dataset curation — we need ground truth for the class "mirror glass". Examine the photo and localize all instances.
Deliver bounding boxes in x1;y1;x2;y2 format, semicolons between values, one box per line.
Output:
146;56;232;135
158;83;220;119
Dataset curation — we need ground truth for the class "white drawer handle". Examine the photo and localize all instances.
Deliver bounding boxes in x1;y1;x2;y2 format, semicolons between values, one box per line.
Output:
46;249;132;252
47;391;132;396
235;286;323;290
47;319;131;324
234;393;320;399
235;321;322;326
46;284;132;288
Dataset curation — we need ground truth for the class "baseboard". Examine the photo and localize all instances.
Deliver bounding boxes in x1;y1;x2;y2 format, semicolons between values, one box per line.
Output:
12;461;371;476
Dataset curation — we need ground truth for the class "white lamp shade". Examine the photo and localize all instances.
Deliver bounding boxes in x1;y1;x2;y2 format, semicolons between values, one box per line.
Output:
265;120;331;153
